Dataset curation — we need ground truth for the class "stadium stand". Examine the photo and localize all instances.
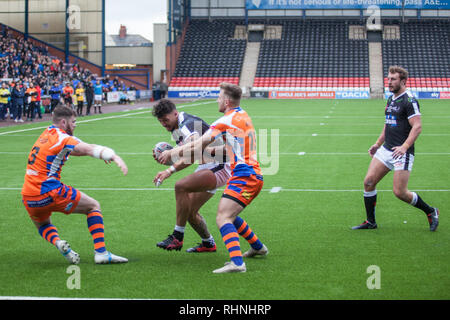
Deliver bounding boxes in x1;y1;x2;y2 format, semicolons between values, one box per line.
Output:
252;20;370;92
169;19;371;93
169;17;449;98
382;19;450;93
169;20;246;91
0;25;137;121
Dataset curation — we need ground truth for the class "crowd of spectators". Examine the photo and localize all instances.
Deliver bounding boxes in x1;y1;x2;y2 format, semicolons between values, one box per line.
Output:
0;25;136;122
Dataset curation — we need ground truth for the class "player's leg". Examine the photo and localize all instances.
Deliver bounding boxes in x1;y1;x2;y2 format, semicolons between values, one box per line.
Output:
393;170;439;231
157;169;217;251
213;197;246;273
353;156;390;229
213;175;264;273
31;217;81;264
22;193;81;265
73;190;128;263
233;216;268;258
185;192;217;252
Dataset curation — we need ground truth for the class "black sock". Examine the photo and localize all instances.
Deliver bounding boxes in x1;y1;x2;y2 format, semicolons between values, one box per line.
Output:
172;230;184;241
410;192;434;214
364;190;377;223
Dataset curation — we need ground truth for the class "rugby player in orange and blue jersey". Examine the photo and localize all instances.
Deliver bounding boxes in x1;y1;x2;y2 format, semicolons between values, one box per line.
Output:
159;83;268;273
22;106;129;264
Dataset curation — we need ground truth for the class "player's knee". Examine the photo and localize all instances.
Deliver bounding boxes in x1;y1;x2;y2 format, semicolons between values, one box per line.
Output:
364;176;376;191
175;179;188;193
216;214;225;228
87;198;101;212
393;187;408;201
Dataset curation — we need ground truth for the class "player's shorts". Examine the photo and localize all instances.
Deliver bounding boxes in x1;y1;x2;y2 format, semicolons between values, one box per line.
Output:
64;97;72;104
374;146;415;171
196;163;232;194
22;184;81;223
222;174;264;208
94;94;102;102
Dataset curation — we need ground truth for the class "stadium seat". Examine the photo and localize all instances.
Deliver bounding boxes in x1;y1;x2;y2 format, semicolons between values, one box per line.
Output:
382;19;450;93
252;20;370;92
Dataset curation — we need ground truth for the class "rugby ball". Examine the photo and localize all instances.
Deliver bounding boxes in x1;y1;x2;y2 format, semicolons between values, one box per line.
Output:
154;142;173;165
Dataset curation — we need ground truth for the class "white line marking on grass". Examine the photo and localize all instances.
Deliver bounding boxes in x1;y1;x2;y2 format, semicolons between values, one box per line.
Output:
2;151;450;156
270;187;282;193
0;100;216;136
3;132;449;138
1;187;449;192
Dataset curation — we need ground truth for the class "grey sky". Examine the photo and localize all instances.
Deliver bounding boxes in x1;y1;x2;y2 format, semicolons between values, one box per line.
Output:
105;0;167;42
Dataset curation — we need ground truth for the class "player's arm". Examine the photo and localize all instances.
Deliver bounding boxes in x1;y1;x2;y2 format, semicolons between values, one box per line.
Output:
392;115;422;159
71;142;128;175
159;131;215;166
153;133;200;186
368;124;386;157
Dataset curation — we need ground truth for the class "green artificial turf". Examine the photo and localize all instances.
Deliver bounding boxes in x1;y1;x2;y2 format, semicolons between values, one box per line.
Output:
0;98;448;299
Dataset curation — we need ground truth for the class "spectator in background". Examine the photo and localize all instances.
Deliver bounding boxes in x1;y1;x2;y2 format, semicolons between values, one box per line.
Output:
94;79;103;114
0;82;11;120
62;82;74;109
12;80;25;122
49;81;62;113
85;82;94;116
25;82;37;121
75;82;84;116
35;82;42;119
160;81;168;99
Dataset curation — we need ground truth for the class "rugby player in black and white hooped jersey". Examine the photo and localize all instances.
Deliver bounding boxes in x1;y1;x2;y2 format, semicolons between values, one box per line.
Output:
353;66;439;231
152;99;231;252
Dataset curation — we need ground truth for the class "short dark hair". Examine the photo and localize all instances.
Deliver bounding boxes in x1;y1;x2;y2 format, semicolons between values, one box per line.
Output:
389;65;409;81
220;82;242;105
53;106;76;123
152;99;177;118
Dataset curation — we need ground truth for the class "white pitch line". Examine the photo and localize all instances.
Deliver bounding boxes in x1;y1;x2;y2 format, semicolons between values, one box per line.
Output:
270;187;282;193
0;100;216;136
1;187;449;192
1;151;450;156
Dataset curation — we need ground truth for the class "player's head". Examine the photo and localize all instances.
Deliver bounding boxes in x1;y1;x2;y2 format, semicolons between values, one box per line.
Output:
152;99;179;132
218;82;242;113
388;65;408;94
53;106;77;136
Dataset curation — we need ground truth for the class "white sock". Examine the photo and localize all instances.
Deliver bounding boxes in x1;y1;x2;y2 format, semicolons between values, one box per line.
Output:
174;225;185;233
202;235;214;244
410;192;418;206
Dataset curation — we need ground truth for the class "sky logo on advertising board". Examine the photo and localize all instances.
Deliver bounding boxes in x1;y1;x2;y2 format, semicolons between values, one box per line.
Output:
336;91;370;99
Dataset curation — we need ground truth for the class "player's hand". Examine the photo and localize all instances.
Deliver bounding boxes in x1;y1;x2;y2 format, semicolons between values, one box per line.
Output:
368;144;379;158
158;150;172;165
153;170;171;187
111;154;128;175
152;149;158;162
392;145;407;160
